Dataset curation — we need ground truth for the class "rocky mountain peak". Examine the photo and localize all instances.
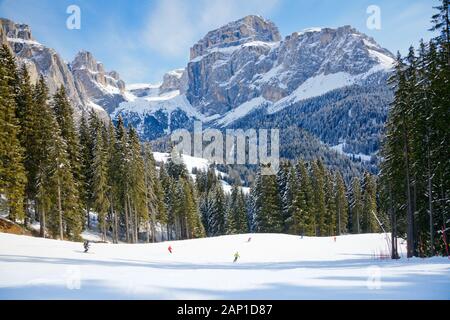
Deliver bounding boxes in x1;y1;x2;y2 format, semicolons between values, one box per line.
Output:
190;15;281;59
160;68;187;93
0;18;33;41
70;50;126;113
71;50;103;72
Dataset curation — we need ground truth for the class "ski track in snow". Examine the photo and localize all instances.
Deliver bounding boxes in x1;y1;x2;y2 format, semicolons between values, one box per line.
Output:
0;233;449;300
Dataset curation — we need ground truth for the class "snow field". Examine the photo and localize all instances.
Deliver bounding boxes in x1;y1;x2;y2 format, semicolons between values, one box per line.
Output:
0;233;449;299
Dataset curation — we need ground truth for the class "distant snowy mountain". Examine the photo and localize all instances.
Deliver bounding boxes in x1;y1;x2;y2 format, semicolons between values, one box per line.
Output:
1;15;394;168
112;68;206;140
112;15;394;164
0;18;129;120
186;17;394;123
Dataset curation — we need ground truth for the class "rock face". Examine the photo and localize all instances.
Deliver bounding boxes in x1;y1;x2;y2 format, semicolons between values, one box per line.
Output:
190;15;281;60
160;68;187;94
1;18;86;116
186;20;394;117
70;50;127;114
0;18;128;120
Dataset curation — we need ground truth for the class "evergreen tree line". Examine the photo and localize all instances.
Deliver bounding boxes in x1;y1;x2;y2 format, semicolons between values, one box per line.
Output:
249;160;384;237
380;0;449;258
0;44;83;240
0;43;200;242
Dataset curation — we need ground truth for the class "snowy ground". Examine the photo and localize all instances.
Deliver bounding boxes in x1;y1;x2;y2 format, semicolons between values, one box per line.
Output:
0;233;449;300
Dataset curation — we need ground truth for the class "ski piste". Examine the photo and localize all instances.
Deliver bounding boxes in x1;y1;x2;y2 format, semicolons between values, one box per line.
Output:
0;232;449;299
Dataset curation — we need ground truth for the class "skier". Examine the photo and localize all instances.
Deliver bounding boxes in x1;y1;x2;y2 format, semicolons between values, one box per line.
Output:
247;237;252;243
168;245;173;254
83;240;90;253
334;236;337;242
233;251;240;263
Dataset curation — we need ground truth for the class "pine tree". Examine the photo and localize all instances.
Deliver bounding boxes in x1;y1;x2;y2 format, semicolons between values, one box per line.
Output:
335;172;348;235
114;116;131;242
311;160;327;236
79;112;93;229
46;121;82;240
52;86;82;186
253;164;283;233
183;179;205;239
295;161;316;236
106;119;119;243
0;46;26;222
16;65;39;218
127;127;147;243
430;0;450;66
350;177;363;234
143;142;164;242
211;183;226;236
33;77;57;237
160;165;175;240
226;183;248;234
277;162;293;233
198;166;226;237
52;86;83;234
324;170;337;236
92;124;110;241
361;173;379;233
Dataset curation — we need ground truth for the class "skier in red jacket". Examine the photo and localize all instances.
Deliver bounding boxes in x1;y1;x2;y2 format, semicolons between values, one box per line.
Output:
168;245;173;254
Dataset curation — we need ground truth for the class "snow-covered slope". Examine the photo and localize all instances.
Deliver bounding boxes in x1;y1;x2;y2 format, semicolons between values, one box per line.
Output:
0;233;449;299
152;152;250;194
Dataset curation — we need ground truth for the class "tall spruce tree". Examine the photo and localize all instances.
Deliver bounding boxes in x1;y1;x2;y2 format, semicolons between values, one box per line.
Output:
361;173;379;233
92;123;110;241
0;46;26;222
335;172;349;235
226;183;249;235
350;177;363;234
311;160;327;236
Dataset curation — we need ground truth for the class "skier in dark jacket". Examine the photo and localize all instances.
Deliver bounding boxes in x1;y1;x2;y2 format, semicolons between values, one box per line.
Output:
83;240;90;253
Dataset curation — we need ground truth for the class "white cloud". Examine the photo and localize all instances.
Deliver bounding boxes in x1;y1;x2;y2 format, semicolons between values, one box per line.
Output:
143;0;280;58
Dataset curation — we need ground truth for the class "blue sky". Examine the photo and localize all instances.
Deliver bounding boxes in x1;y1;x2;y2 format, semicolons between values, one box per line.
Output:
0;0;438;83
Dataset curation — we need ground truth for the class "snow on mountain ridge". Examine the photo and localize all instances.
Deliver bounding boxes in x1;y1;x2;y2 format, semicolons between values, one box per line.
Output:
190;15;281;60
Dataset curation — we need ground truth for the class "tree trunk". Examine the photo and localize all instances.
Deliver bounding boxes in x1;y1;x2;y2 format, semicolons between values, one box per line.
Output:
402;116;414;258
86;204;90;229
426;136;434;256
167;223;170;241
412;174;418;255
124;197;130;243
127;195;135;243
388;183;399;259
40;205;46;239
134;204;138;243
185;216;190;240
151;213;156;243
57;178;63;240
111;194;118;244
355;205;360;234
338;206;341;236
